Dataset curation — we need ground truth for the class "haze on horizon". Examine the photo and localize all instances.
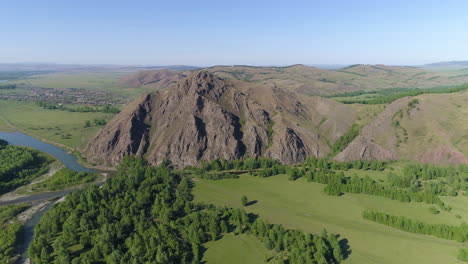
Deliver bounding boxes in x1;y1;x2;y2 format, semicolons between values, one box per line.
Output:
2;0;468;66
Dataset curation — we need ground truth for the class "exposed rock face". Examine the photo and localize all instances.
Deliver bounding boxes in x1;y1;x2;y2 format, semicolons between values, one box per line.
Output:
86;71;355;167
334;98;410;162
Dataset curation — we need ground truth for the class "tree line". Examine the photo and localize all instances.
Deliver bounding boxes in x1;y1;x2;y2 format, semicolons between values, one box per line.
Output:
0;84;16;90
29;157;348;264
31;168;97;191
36;102;120;113
327;84;468;104
363;210;468;242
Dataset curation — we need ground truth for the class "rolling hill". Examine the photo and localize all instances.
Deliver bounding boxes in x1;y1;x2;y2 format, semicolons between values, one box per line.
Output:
120;64;468;95
335;90;468;164
85;71;356;166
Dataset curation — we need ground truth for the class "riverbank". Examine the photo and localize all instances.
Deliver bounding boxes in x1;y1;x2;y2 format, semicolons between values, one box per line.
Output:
0;102;116;172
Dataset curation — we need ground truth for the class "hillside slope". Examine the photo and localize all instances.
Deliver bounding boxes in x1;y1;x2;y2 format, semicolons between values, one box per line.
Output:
118;69;190;88
335;91;468;164
85;71;355;166
207;64;468;96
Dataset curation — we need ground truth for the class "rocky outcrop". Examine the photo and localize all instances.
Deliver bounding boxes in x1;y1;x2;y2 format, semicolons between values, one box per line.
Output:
86;71;355;167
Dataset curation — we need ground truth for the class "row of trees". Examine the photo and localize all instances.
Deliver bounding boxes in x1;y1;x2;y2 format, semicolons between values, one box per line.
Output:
333;84;468;104
0;141;52;195
362;210;468;242
286;167;445;206
83;119;107;128
199;157;281;172
32;168;97;191
30;157;347;264
36;102;120;113
0;84;16;90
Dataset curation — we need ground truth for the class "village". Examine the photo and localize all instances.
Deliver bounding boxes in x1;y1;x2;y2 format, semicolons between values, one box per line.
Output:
0;86;125;105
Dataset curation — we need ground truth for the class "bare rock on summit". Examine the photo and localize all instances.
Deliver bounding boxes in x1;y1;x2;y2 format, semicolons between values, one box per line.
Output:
86;71;355;167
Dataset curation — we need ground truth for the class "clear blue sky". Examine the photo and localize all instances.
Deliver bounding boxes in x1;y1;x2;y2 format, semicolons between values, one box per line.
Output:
2;0;467;66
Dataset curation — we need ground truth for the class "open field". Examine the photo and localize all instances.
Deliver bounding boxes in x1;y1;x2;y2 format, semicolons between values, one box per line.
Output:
22;72;155;100
194;174;467;264
202;233;272;264
0;100;116;148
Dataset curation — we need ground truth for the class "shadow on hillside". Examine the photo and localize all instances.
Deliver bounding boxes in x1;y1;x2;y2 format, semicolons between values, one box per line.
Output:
337;235;352;260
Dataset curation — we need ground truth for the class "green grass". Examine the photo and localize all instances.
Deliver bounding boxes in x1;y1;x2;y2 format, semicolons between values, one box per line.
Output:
202;233;272;264
24;72;153;100
194;174;467;264
0;100;116;148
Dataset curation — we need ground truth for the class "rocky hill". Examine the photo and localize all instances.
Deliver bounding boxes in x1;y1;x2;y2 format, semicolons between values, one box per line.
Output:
85;71;355;166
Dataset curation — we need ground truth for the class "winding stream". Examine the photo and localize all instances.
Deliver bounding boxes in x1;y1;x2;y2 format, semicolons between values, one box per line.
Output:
0;131;101;263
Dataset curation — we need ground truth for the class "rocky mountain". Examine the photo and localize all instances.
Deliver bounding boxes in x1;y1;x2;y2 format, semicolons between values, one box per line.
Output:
85;71;355;166
335;91;468;164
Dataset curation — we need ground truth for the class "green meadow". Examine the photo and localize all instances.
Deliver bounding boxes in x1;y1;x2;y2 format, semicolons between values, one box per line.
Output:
0;100;116;149
194;174;467;264
202;234;273;264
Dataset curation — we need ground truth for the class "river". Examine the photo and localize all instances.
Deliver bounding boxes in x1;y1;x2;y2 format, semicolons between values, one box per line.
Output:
0;131;91;172
0;131;102;263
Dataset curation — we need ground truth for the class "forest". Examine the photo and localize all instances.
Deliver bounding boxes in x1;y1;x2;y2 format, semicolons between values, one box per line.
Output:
0;203;29;264
29;157;348;264
31;168;97;191
0;140;53;195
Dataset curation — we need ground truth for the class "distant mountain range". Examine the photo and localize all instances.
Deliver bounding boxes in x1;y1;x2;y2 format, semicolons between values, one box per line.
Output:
119;64;468;96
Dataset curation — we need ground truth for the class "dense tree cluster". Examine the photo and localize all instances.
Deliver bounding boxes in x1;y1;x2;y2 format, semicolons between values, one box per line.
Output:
363;210;468;242
329;124;360;157
251;222;344;264
29;157;347;264
387;164;468;197
0;203;29;264
330;84;468;104
199;157;281;172
0;142;52;195
32;168;97;191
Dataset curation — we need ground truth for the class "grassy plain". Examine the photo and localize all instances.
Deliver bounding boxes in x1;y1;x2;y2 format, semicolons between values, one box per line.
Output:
202;233;273;264
194;174;467;264
0;100;116;148
23;72;154;100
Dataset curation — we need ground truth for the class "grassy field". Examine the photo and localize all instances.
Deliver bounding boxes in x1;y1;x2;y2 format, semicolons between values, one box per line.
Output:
194;174;467;264
23;72;154;100
0;100;116;148
202;233;273;264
